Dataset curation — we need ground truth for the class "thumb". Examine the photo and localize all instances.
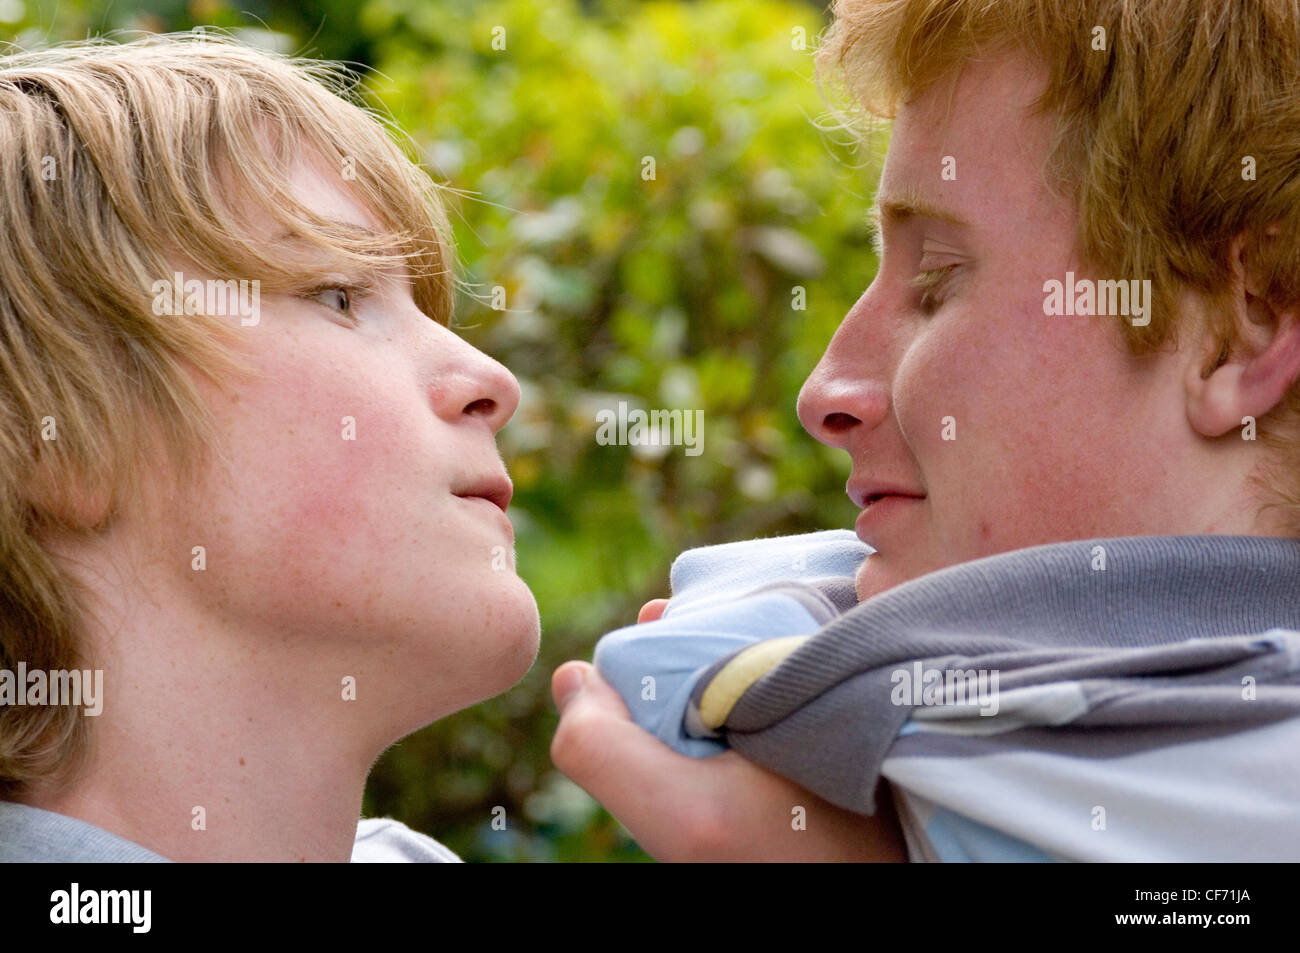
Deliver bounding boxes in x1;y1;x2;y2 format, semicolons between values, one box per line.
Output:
551;660;590;714
550;662;709;850
551;660;633;720
637;598;669;623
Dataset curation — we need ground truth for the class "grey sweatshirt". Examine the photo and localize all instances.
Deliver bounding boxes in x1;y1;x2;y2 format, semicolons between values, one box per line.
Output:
598;531;1300;860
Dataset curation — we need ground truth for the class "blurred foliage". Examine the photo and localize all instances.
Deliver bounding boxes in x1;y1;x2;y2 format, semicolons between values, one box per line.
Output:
8;0;883;861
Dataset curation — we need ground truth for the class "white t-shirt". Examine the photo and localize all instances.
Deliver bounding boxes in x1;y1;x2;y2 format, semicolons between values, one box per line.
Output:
351;817;462;862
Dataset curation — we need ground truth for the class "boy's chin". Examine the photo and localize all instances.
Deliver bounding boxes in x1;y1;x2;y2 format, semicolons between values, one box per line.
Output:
381;579;541;719
495;595;542;688
394;614;540;736
466;581;542;694
854;554;909;604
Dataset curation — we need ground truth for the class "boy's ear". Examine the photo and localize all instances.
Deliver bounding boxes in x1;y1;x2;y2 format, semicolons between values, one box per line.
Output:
1185;233;1300;438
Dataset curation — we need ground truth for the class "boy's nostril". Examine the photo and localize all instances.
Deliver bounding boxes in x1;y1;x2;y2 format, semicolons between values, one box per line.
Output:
823;412;860;434
463;397;496;417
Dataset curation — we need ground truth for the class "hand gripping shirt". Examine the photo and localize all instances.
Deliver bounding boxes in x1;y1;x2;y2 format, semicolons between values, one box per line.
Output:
595;531;1300;861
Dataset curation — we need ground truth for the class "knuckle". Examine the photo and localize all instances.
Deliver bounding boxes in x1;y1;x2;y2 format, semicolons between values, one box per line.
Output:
681;823;730;863
549;709;602;778
678;801;734;862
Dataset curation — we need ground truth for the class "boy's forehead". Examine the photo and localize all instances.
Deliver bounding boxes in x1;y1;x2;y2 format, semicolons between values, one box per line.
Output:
898;52;1049;139
287;155;383;231
877;54;1062;234
227;150;383;239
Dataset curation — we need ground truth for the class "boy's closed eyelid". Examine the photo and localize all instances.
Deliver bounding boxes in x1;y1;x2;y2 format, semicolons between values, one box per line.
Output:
920;237;966;257
917;232;973;271
869;216;968;264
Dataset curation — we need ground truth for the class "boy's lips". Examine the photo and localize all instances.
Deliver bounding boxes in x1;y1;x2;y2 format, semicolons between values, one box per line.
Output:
452;474;513;513
848;481;926;546
452;473;517;542
846;480;926;509
854;494;924;544
453;492;516;543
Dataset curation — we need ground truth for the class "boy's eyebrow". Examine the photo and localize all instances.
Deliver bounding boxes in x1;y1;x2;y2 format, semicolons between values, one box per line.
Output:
272;221;383;243
867;187;972;256
271;222;405;261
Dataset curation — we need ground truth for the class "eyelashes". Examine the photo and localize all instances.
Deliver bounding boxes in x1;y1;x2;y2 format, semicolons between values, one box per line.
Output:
299;280;375;324
910;264;959;315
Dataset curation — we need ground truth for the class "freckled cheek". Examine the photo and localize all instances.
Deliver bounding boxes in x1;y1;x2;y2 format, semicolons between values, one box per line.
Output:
892;329;982;456
891;318;1056;551
207;373;426;566
894;340;978;549
276;418;422;550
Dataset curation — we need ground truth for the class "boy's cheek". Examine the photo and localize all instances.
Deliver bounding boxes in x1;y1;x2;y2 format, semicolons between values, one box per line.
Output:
265;420;421;553
181;410;410;579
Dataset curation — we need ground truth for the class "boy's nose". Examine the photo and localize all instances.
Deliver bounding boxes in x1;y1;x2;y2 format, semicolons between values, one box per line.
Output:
797;370;889;450
797;297;892;450
430;332;522;434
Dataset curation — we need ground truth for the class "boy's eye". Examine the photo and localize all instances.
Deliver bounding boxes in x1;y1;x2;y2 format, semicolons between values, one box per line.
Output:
911;265;959;316
314;286;351;313
301;283;367;323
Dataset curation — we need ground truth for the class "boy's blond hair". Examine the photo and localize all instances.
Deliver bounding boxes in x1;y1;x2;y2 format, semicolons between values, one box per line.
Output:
0;33;455;797
819;0;1300;531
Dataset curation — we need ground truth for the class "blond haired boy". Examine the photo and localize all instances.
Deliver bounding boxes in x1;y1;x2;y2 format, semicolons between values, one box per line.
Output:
0;34;538;862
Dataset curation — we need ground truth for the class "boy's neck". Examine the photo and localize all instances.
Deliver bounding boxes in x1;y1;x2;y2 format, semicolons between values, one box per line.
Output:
21;648;375;861
21;535;388;861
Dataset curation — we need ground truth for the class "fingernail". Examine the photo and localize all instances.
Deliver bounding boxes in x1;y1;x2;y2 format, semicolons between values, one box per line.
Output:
554;665;586;712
